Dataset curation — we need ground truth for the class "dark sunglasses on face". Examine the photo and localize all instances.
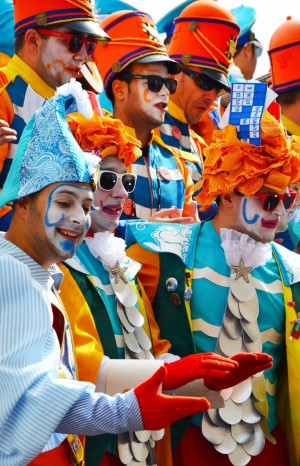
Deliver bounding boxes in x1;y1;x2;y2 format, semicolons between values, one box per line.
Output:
97;170;137;193
122;74;178;95
181;67;224;93
255;190;297;212
36;28;97;57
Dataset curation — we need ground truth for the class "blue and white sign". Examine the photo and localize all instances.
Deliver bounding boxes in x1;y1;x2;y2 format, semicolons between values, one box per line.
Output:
229;82;267;145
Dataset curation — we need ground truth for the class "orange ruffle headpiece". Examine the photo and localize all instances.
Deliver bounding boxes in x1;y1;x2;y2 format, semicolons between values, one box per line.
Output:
195;111;300;211
67;112;141;167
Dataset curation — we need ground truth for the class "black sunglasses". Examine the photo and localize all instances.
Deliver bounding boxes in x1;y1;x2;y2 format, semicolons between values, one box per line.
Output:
255;191;297;212
98;170;137;193
37;28;97;57
181;67;223;93
122;74;177;95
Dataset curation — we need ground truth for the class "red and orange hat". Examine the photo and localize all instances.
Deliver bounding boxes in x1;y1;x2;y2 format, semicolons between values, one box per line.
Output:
67;112;141;169
94;10;181;92
195;111;300;210
268;17;300;94
13;0;110;40
168;0;239;92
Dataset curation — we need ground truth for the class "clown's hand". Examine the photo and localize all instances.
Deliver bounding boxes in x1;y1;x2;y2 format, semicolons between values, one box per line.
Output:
204;352;273;390
134;366;210;430
163;353;239;391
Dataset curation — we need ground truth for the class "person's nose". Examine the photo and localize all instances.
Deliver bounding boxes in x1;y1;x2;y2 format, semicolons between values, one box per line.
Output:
112;178;128;199
73;43;88;62
69;204;87;225
273;199;288;217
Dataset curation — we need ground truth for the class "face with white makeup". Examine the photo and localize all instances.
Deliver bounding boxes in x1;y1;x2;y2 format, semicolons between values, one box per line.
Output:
111;62;173;145
91;156;129;233
22;26;93;89
8;182;93;269
213;187;291;243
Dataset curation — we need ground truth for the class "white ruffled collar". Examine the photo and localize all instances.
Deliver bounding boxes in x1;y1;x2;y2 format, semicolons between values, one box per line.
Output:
85;231;127;270
220;228;272;269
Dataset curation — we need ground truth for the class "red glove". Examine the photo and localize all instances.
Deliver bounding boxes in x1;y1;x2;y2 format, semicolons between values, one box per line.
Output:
204;352;273;390
134;366;210;430
163;353;239;391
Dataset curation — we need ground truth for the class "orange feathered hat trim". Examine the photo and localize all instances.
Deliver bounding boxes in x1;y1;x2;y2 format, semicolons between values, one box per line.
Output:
67;112;141;167
195;111;300;211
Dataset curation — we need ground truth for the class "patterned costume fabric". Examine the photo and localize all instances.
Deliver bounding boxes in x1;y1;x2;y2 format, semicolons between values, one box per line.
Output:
59;236;172;466
119;124;195;221
159;100;205;184
126;221;300;466
0;235;93;464
0;55;54;188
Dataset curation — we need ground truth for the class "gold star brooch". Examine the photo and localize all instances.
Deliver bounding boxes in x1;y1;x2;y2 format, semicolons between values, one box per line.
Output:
110;261;128;284
231;259;252;283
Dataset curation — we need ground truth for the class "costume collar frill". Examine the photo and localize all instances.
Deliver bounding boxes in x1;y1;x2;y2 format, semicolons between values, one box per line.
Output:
1;54;55;99
201;228;274;465
126;222;300;465
67;231;161;466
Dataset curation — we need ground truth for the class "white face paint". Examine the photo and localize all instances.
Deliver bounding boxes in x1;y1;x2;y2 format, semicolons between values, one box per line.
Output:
91;157;128;233
125;62;171;130
38;27;88;88
237;194;287;243
27;182;93;266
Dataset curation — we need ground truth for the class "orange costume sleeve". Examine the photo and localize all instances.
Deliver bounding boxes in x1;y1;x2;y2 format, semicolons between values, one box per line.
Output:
0;85;14;172
137;277;171;357
127;243;160;306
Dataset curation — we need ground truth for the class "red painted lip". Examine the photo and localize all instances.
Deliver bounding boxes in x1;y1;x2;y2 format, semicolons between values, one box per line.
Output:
155;102;168;113
261;219;279;229
102;205;122;217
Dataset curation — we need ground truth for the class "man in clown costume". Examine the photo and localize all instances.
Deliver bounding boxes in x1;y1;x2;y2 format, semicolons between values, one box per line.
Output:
0;0;110;230
1;81;244;465
58;98;270;466
127;106;300;466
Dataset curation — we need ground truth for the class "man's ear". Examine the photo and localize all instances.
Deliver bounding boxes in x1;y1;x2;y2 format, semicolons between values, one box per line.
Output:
219;192;236;207
14;196;31;219
24;28;42;53
111;79;128;101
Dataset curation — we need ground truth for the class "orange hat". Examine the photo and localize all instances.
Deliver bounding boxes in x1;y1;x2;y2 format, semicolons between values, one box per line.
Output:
67;112;141;169
268;17;300;94
195;111;300;210
13;0;110;40
168;0;239;92
94;10;181;92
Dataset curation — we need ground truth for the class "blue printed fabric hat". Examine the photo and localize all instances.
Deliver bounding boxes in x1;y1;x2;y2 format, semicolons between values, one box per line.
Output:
0;81;94;208
231;5;263;56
